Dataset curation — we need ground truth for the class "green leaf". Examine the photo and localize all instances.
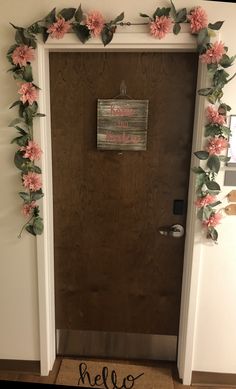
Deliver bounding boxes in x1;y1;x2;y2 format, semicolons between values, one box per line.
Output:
153;7;171;19
8;118;25;127
22;65;33;82
59;8;76;21
210;201;222;207
35;113;46;117
26;224;36;236
30;165;42;174
14;150;29;171
194;151;209;160
72;24;90;44
213;69;229;88
207;63;218;72
33;217;44;235
207;155;220;174
15;126;28;135
9;100;21;109
173;22;181;35
11;134;29;146
176;8;187;23
219;155;231;163
207;88;223;104
205;180;221;192
139;13;150;18
170;0;177;19
42;27;49;43
101;25;115;46
198;87;212;96
19;192;31;202
197;28;210;52
44;8;56;24
207;227;218;242
192;166;206;174
204;124;222;137
220;54;236;68
112;12;125;24
208;21;224;30
31;190;44;201
75;5;83;23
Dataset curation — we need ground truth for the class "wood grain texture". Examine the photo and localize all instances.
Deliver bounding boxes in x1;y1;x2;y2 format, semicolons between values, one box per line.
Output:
50;52;198;335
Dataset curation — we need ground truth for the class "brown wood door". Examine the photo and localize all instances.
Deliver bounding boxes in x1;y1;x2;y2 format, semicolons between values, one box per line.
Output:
50;52;198;336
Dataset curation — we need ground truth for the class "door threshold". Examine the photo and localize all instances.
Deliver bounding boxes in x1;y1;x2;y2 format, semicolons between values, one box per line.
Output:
57;330;177;361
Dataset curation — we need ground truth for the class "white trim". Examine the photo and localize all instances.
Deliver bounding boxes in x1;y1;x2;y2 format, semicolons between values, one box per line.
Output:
35;29;206;380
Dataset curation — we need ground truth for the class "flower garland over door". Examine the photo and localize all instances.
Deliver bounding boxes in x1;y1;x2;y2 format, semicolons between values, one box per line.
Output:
7;3;235;241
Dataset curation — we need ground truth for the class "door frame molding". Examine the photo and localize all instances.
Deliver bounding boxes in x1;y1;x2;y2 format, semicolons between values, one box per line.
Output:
34;28;210;384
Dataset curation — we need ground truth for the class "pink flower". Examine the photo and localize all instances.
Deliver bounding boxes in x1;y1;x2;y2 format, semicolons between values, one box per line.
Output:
206;137;229;155
23;172;42;192
20;141;42;161
12;45;35;67
22;201;37;217
195;194;216;208
200;41;226;64
47;17;71;39
86;11;104;37
206;106;226;126
150;16;172;39
18;82;38;105
202;212;222;228
187;7;208;34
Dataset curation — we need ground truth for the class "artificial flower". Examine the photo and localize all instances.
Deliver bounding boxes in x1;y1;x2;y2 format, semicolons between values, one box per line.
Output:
21;141;42;161
187;7;208;34
150;16;172;39
23;172;42;192
200;41;226;64
195;194;217;208
12;45;35;67
47;17;71;39
206;136;229;155
206;105;226;125
22;201;37;217
86;11;104;37
202;212;222;228
18;82;38;105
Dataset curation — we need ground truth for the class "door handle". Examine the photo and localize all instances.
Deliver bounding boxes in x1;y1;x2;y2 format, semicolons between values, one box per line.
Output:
159;224;184;238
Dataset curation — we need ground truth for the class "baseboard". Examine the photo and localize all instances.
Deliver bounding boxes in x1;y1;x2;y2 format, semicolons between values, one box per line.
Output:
0;360;40;374
192;371;236;386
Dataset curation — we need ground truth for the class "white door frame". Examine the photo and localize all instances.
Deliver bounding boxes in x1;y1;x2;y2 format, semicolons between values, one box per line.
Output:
34;28;209;384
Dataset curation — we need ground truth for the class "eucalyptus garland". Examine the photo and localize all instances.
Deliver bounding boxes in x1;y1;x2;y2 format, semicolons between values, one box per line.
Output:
7;3;235;241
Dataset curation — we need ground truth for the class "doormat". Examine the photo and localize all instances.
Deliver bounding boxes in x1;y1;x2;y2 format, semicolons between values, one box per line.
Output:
56;359;174;389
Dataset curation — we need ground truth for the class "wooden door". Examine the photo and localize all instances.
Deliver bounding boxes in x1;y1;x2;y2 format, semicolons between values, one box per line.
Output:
50;52;198;338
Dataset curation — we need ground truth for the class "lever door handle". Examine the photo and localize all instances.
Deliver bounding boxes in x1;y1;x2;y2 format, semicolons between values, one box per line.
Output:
159;224;184;238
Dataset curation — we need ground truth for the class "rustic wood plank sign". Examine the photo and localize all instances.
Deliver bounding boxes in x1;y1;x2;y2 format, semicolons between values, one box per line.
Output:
97;99;149;151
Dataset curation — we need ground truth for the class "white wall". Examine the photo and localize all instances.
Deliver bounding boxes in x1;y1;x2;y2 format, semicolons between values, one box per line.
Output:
0;0;236;375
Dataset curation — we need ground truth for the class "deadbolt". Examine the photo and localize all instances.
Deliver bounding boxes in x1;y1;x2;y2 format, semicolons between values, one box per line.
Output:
159;224;184;238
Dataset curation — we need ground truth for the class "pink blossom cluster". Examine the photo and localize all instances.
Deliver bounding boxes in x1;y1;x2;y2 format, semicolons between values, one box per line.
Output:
21;141;42;161
22;201;37;217
202;212;222;228
86;11;104;37
195;194;216;208
18;82;38;105
47;17;71;39
150;16;172;40
12;45;35;67
200;41;226;64
206;105;226;126
23;172;42;192
206;136;229;155
187;7;208;34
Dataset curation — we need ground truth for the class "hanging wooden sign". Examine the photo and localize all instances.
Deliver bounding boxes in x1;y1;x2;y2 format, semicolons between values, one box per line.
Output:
225;204;236;215
97;99;148;151
227;190;236;202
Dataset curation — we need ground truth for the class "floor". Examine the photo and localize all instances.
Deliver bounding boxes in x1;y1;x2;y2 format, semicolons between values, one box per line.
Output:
0;358;232;388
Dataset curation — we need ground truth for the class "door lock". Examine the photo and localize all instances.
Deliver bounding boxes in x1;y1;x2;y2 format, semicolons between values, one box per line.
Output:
159;224;184;238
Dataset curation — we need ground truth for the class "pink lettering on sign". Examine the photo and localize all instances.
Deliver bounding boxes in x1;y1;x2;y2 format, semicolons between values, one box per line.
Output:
106;132;141;144
111;104;135;117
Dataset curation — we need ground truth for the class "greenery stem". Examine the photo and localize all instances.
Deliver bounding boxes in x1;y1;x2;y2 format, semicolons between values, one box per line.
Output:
227;72;236;84
18;215;34;239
